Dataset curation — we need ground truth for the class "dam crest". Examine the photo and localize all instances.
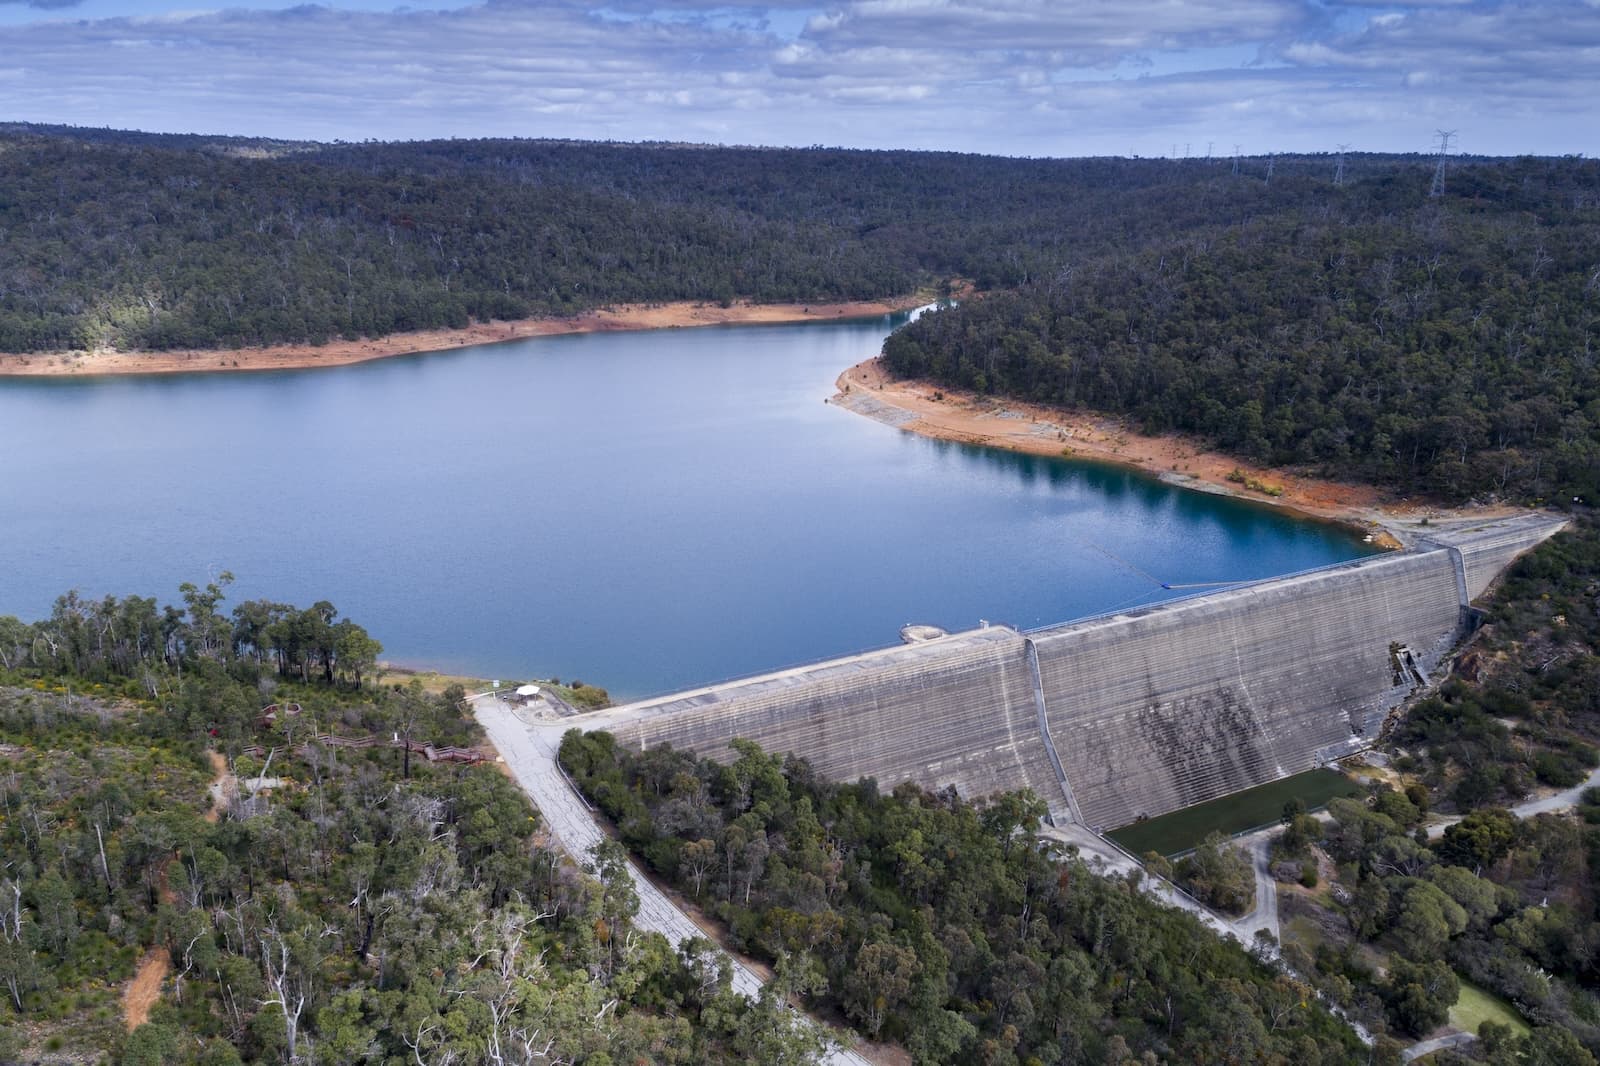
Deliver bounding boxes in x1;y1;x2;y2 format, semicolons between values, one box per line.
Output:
579;513;1566;829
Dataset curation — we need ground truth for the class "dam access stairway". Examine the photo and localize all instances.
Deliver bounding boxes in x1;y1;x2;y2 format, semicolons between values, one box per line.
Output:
576;512;1566;832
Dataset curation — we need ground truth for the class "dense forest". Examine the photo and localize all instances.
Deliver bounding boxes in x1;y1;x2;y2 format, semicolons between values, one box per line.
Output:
0;123;1561;359
0;123;1139;351
0;584;827;1064
882;157;1600;503
6;125;1596;502
559;732;1366;1064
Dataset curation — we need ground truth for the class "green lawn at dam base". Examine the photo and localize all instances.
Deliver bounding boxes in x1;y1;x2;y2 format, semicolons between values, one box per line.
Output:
1106;768;1363;857
1451;980;1531;1040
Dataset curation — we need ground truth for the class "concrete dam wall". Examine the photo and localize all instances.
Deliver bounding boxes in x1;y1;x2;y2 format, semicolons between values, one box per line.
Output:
1033;549;1464;828
589;626;1063;808
596;513;1565;829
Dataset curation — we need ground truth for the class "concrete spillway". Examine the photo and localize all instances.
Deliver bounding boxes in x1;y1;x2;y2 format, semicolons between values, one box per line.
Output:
593;513;1566;829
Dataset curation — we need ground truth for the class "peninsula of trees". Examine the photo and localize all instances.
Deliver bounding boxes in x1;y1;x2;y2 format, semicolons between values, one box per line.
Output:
881;156;1600;504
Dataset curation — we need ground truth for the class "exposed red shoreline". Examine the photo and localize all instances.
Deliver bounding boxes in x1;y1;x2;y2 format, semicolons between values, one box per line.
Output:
0;296;923;378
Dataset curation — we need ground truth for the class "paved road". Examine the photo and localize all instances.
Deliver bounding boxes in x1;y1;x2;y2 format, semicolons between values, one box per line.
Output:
1237;829;1280;942
473;695;871;1066
1403;1032;1476;1061
1426;764;1600;839
1044;823;1283;945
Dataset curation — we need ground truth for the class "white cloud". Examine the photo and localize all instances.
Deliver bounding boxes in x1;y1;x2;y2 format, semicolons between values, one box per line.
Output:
0;0;1592;156
801;0;1309;61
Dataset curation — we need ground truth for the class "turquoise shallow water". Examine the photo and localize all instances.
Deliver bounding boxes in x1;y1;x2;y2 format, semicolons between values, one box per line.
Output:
0;312;1373;699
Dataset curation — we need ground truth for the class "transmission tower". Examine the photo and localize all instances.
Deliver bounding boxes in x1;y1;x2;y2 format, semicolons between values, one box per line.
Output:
1265;154;1276;183
1231;144;1241;177
1429;130;1456;197
1334;144;1350;186
1206;141;1214;162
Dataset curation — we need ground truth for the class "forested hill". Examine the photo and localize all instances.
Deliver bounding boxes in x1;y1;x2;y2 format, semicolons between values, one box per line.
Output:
882;156;1600;503
0;580;831;1064
0;122;1551;355
9;126;1598;503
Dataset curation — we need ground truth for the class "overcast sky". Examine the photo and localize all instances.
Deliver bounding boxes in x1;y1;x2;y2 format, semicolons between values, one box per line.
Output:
1;0;1595;157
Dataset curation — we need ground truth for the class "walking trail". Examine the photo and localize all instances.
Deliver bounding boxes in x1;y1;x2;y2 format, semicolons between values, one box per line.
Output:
123;750;231;1031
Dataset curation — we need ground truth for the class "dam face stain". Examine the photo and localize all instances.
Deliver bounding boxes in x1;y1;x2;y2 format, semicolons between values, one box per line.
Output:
1136;685;1271;810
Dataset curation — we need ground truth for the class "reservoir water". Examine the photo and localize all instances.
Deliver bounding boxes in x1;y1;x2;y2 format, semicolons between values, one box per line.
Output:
0;312;1374;699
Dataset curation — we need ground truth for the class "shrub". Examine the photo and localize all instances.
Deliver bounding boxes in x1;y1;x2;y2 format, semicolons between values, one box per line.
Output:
1174;832;1255;915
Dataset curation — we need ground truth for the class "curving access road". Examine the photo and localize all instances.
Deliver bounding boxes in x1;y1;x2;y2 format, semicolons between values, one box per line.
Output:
472;694;872;1066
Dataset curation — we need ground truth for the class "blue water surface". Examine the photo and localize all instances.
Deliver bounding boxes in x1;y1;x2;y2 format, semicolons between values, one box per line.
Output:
0;312;1373;699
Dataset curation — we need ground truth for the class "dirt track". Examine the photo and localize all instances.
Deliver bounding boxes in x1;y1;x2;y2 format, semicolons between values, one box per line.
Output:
124;750;230;1030
123;950;169;1031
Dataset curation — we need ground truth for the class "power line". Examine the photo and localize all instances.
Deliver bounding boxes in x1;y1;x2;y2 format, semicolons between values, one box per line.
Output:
1430;129;1456;197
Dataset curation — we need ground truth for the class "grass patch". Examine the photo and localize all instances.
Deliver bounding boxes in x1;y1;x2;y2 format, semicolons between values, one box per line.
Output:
1226;467;1285;497
1107;769;1362;857
1449;979;1530;1039
547;681;611;710
376;664;488;695
1280;915;1327;955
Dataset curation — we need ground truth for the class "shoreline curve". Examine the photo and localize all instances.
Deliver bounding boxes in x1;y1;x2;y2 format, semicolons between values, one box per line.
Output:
829;356;1518;542
0;296;925;379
